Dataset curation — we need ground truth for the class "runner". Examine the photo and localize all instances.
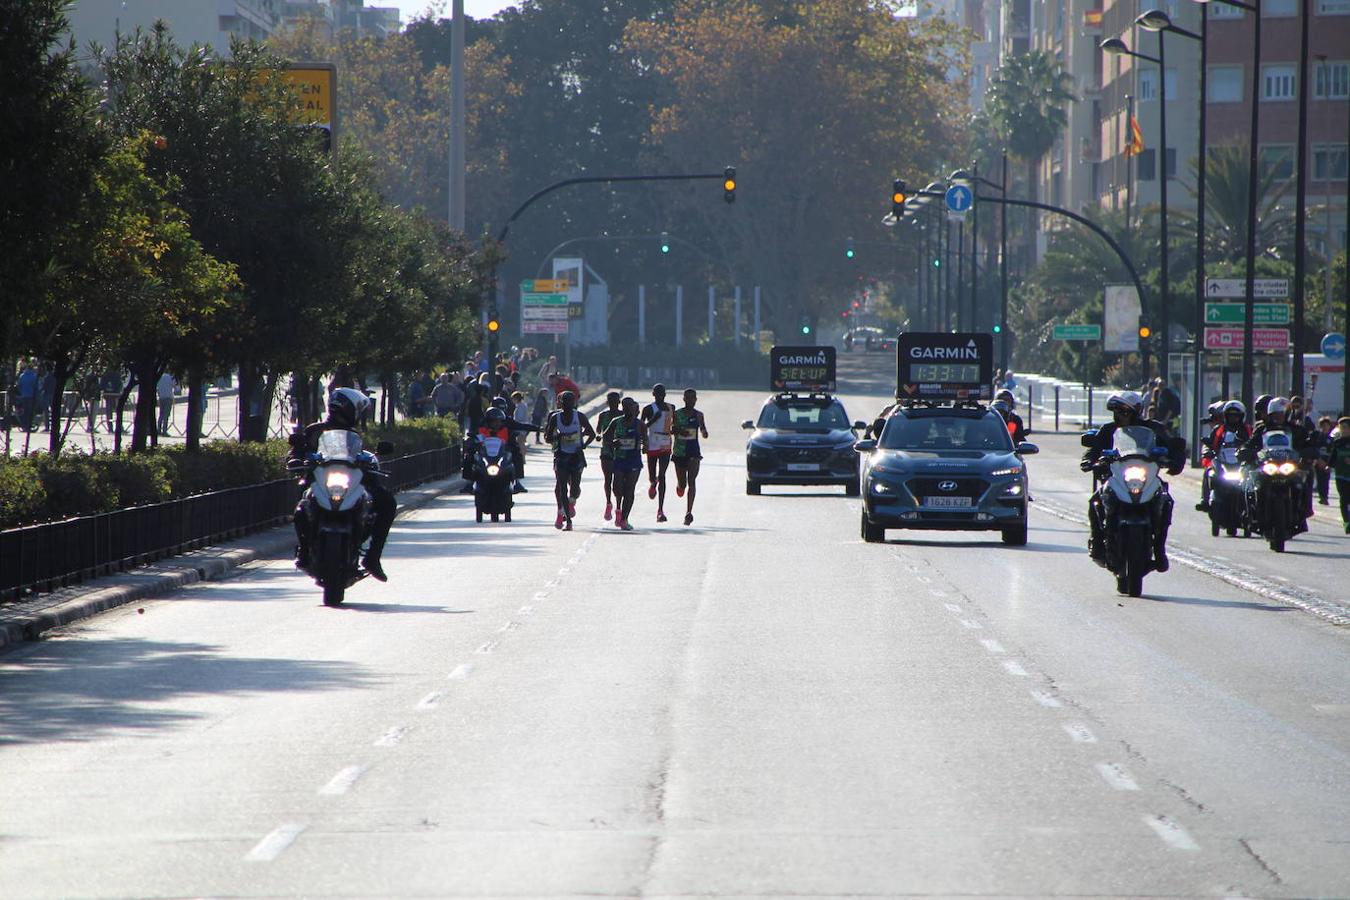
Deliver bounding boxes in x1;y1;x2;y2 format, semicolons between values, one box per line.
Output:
642;383;676;522
671;388;709;526
542;390;596;531
596;391;623;522
600;397;647;530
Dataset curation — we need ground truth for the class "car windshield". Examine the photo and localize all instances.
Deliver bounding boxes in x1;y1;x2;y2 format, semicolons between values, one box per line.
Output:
878;414;1012;451
757;402;850;430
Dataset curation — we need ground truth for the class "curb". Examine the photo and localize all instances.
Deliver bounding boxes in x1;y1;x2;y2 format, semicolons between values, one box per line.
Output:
0;474;465;651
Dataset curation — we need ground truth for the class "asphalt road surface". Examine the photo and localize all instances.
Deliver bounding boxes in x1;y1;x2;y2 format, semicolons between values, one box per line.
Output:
2;357;1347;898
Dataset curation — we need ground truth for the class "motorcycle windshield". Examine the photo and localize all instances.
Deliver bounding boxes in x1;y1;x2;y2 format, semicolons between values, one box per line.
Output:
1112;425;1157;457
316;430;364;462
1262;430;1292;451
480;436;505;455
1219;447;1239;466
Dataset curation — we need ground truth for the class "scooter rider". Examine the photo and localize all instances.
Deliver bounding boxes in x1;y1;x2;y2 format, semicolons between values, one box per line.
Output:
1197;400;1251;511
1081;390;1185;572
290;387;396;582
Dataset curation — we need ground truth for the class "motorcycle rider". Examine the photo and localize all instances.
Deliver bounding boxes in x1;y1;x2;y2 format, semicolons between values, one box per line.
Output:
462;401;536;492
1081;390;1184;572
290;387;395;582
1197;400;1251;511
994;389;1027;443
1240;396;1312;533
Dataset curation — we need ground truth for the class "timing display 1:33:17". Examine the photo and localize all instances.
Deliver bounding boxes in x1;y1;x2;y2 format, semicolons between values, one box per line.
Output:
911;363;982;382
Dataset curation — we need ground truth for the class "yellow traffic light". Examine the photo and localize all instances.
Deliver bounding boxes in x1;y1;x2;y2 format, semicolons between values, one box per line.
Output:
1138;325;1151;339
723;166;737;203
487;319;501;333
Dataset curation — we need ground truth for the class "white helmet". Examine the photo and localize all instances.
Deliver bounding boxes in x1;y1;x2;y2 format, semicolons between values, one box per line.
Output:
1107;390;1144;417
1222;400;1246;420
1266;397;1289;418
328;387;371;428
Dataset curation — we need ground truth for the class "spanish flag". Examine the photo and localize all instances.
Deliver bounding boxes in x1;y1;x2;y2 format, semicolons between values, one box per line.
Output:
1126;116;1145;157
1083;9;1104;26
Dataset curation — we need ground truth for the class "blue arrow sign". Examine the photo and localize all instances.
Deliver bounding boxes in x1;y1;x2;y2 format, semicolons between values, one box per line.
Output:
945;184;974;214
1322;332;1346;360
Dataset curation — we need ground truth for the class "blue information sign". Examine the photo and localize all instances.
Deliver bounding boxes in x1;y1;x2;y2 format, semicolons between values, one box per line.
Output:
1322;332;1346;360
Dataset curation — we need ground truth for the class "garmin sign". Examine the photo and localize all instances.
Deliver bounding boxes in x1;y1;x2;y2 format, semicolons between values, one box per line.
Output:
895;332;993;402
770;345;836;393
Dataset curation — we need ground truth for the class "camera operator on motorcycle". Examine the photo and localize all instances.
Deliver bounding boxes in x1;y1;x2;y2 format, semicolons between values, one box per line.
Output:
290;387;396;582
1081;390;1185;572
462;401;538;493
1197;400;1251;512
1240;397;1313;533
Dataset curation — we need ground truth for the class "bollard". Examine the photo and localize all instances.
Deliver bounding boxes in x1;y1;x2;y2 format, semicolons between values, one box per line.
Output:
1026;383;1034;431
1054;385;1061;432
1087;384;1094;428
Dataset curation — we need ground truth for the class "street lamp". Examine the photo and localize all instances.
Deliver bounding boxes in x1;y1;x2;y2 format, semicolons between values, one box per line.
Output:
1102;31;1173;385
1138;8;1207;460
950;160;1010;354
1192;0;1261;416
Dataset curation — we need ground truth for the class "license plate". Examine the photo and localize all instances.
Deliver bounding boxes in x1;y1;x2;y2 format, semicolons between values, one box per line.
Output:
924;496;972;508
786;463;820;472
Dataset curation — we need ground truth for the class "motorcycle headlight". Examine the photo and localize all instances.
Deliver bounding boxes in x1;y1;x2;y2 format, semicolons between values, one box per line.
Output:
325;469;350;500
1123;465;1148;483
1262;462;1279;476
1221;469;1243;482
486;463;501;477
1277;462;1298;476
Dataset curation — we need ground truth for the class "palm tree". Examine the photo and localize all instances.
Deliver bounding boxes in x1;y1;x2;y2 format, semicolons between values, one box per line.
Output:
1174;142;1296;263
983;51;1077;206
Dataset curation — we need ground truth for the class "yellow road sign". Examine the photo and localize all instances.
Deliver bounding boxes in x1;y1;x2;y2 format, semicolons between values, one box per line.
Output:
282;64;337;127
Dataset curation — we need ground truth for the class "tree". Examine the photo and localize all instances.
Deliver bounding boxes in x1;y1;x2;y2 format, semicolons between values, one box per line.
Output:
1175;142;1296;264
983;51;1077;204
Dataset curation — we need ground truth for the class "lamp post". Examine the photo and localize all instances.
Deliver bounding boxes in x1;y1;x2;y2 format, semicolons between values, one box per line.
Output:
950;164;1008;346
1103;31;1173;383
1137;8;1206;459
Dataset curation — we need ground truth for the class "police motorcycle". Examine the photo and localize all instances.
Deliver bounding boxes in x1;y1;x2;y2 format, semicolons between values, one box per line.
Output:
1205;432;1248;537
1243;429;1303;553
1082;421;1176;598
289;430;389;607
470;432;515;523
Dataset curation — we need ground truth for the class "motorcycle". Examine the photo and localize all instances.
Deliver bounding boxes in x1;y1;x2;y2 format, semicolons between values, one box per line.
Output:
1083;426;1173;598
1243;430;1302;553
1204;435;1247;538
290;430;387;607
471;434;514;523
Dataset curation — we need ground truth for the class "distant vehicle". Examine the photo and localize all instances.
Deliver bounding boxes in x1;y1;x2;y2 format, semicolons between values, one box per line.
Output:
854;404;1036;545
843;326;893;352
743;393;867;495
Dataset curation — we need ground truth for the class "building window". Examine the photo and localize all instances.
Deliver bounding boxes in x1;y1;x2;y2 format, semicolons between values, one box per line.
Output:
1316;0;1349;12
1209;1;1244;16
1165;147;1177;179
1312;143;1349;180
1139;68;1157;101
1264;0;1297;15
1138;148;1157;181
1209;65;1244;102
1164;67;1177;100
1259;145;1295;181
1262;64;1297;100
1314;61;1349;98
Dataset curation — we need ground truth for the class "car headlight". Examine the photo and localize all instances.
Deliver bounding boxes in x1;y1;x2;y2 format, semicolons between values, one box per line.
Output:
990;466;1022;477
871;481;894;494
1262;461;1279;476
1000;481;1024;496
486;463;501;477
1277;462;1298;476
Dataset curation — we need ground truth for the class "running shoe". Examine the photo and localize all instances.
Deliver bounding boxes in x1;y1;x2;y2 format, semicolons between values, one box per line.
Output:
621;521;634;532
562;520;573;531
647;482;657;499
555;511;565;529
676;484;685;498
568;501;577;518
683;512;693;526
604;501;613;521
656;510;667;523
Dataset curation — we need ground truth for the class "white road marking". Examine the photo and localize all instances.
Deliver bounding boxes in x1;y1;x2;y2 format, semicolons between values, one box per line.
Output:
916;575;932;584
1145;814;1200;850
929;589;948;597
416;691;444;710
475;641;499;655
1095;762;1140;791
944;603;963;613
544;579;559;589
374;726;410;747
319;765;366;795
1002;660;1029;677
1030;690;1063;708
498;621;521;633
517;605;535;616
532;592;550;602
558;568;571;576
1063;723;1097;743
958;619;982;630
448;663;474;680
979;638;1006;653
245;823;306;862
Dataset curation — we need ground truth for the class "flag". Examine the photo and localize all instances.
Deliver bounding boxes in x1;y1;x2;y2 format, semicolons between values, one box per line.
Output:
1083;9;1103;27
1126;116;1145;157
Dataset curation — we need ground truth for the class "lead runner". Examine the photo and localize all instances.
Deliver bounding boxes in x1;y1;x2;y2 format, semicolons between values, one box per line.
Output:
642;383;676;523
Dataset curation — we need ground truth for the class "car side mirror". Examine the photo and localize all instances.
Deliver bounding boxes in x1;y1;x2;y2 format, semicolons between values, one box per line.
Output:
1016;442;1039;455
741;419;754;430
376;441;394;456
853;420;867;431
1080;429;1098;448
854;439;877;453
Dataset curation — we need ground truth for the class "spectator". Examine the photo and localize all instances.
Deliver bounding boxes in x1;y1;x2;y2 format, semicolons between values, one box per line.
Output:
1326;417;1350;533
100;367;123;432
1001;369;1018;390
408;371;427;419
80;371;100;432
1314;415;1334;506
532;388;550;444
431;372;464;419
16;362;38;432
548;371;581;401
1156;376;1182;433
38;363;57;432
156;371;176;436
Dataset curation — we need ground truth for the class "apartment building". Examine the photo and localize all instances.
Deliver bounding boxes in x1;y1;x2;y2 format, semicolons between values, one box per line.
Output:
66;0;282;53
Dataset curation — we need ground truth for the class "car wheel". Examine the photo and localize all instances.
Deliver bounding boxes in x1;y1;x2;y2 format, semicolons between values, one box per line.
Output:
861;510;885;543
746;479;761;496
845;479;860;497
1001;523;1028;546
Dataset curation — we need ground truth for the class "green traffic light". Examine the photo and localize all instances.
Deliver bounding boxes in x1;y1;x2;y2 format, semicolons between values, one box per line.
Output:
933;258;941;268
992;324;1002;334
845;249;854;259
801;326;811;335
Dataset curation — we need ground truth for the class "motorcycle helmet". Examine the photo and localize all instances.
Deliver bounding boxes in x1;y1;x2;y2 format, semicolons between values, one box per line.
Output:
1265;396;1289;424
992;399;1011;418
1107;390;1144;419
327;387;369;429
1207;401;1224;422
1254;394;1273;420
996;389;1016;410
484;407;508;427
1222;400;1246;423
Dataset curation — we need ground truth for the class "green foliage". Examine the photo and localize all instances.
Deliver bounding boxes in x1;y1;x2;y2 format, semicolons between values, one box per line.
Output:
366;417;462;455
0;458;48;527
159;441;292;496
983;51;1076;183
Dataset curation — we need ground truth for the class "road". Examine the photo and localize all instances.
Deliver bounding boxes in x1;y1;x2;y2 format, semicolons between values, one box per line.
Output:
1;360;1347;898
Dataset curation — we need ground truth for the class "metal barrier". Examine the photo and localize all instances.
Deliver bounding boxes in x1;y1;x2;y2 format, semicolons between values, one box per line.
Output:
0;445;459;601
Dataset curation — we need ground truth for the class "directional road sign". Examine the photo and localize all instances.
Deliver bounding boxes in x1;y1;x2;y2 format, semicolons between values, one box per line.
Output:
521;279;568;293
1203;327;1290;351
522;306;569;321
1204;302;1292;325
1322;332;1346;360
522;320;569;334
520;292;569;306
945;184;974;219
1052;323;1102;341
1204;277;1290;299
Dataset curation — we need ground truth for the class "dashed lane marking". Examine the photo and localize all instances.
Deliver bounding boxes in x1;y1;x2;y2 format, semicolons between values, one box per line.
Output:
1063;723;1098;743
1002;660;1029;677
944;603;963;613
1145;814;1200;850
416;691;443;710
518;605;535;616
245;823;306;862
958;619;982;630
1095;762;1140;791
374;726;410;747
448;663;474;680
318;765;366;796
980;638;1006;653
498;621;521;633
475;641;498;655
1030;690;1063;708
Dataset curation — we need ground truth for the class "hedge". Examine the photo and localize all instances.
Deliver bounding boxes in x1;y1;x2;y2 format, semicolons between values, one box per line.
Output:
0;417;460;530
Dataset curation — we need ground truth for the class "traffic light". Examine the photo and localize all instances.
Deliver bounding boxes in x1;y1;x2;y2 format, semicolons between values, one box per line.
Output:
845;237;855;260
723;166;737;203
660;231;670;254
992;323;1002;334
487;316;501;334
799;315;812;336
891;179;907;218
1138;325;1151;340
933;257;941;268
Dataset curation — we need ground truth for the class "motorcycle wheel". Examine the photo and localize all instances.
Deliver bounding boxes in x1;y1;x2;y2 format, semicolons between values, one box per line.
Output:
320;533;346;607
323;581;345;607
1121;523;1150;598
504;508;512;523
1210;519;1220;537
1268;500;1286;553
1227;527;1237;537
491;512;499;522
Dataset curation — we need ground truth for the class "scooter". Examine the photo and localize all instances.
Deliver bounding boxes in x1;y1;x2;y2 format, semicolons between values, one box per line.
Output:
1244;430;1302;553
290;430;387;607
471;435;514;523
1083;426;1173;598
1204;435;1247;538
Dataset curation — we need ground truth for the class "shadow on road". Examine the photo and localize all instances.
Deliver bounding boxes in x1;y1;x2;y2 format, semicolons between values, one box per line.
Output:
0;637;374;745
1146;593;1294;613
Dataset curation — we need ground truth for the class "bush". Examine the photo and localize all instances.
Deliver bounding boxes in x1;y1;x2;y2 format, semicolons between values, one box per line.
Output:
160;440;290;495
35;455;120;523
0;457;47;529
368;416;459;456
86;453;175;507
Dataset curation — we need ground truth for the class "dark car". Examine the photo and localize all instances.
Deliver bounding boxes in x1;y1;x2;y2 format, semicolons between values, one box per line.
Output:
844;326;891;352
854;404;1037;545
743;394;867;495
